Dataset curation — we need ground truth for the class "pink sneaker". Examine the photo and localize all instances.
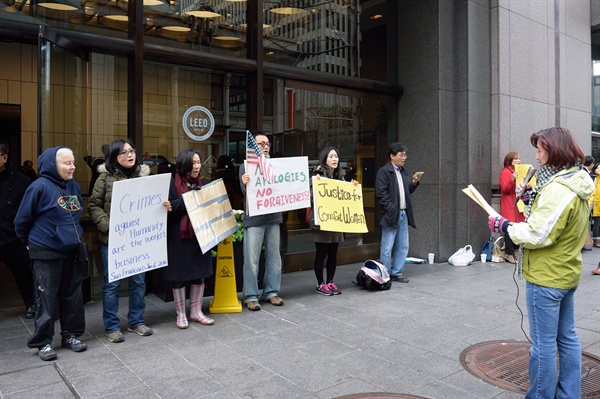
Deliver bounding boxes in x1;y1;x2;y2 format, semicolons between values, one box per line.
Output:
316;283;333;296
327;282;341;295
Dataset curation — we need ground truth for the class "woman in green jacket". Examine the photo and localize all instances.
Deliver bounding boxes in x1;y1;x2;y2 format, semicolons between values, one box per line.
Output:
489;127;593;399
88;139;153;343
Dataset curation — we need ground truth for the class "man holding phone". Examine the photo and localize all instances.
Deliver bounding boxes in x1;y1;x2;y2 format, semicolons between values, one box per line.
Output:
375;143;422;283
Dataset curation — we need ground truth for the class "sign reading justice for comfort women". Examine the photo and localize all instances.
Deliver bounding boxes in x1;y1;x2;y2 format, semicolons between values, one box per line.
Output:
108;173;171;282
182;178;238;254
312;176;368;233
246;156;311;216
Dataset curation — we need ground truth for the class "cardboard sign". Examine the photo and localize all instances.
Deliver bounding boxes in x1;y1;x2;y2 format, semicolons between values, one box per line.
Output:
312;176;368;233
515;163;537;213
246;156;310;216
108;173;171;282
182;178;238;254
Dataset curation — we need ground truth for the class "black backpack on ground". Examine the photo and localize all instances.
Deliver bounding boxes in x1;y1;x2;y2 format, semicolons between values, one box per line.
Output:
355;259;392;291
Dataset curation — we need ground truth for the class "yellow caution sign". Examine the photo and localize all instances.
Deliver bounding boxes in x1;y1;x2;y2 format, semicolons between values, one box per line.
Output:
209;236;242;313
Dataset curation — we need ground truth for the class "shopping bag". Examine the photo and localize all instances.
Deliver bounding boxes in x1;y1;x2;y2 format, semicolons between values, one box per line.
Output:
491;236;505;263
480;237;493;262
448;245;475;266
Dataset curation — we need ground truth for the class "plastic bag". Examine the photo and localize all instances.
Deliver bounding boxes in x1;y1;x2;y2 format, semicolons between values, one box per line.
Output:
492;236;505;263
448;245;475;266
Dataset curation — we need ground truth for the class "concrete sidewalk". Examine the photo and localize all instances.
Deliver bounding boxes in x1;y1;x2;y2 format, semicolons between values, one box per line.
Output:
1;251;599;399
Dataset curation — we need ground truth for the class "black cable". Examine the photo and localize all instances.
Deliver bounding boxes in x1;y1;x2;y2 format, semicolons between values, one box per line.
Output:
511;177;532;343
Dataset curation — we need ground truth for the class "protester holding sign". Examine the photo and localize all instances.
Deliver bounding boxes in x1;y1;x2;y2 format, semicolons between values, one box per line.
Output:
310;147;357;296
88;139;154;343
15;147;87;361
163;149;214;328
239;132;284;311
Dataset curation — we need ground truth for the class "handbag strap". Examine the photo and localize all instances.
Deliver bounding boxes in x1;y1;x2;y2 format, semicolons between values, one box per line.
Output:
51;180;82;242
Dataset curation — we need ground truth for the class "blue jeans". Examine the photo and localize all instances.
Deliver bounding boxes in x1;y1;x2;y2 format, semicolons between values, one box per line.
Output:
243;224;281;303
101;244;147;333
380;210;409;276
526;281;581;399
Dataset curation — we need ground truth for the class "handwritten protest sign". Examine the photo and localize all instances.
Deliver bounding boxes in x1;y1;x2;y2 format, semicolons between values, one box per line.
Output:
515;164;537;213
108;173;171;282
246;156;310;216
182;178;238;254
312;176;368;233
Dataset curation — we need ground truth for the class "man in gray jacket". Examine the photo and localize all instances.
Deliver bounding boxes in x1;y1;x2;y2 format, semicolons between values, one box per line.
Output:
239;132;284;311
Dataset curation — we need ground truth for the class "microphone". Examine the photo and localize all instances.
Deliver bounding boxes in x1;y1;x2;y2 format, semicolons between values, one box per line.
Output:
515;166;537;204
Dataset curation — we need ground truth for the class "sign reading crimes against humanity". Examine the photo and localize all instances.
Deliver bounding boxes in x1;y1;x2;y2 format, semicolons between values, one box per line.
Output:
108;174;171;283
182;178;238;254
246;156;310;216
312;176;368;233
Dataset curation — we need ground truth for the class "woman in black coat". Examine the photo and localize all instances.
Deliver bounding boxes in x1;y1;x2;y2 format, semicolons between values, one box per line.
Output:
164;149;214;328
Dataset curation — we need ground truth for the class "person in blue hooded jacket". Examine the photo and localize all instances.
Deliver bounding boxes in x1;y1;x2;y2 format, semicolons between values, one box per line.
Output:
15;146;87;361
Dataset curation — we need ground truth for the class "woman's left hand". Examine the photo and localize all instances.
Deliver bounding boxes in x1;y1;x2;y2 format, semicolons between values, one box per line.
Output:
351;179;358;186
162;201;172;212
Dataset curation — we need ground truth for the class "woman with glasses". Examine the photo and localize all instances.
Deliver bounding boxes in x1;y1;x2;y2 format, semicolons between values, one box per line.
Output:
89;139;154;343
499;151;525;264
489;127;592;399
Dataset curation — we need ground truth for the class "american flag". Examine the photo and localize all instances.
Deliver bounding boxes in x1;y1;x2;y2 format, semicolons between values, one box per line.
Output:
246;130;275;183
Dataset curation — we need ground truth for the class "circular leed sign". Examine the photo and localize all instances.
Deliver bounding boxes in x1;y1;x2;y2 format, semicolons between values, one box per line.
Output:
182;106;215;141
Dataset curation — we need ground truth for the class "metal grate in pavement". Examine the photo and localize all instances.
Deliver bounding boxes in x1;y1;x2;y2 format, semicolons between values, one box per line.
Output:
335;395;430;399
460;340;600;397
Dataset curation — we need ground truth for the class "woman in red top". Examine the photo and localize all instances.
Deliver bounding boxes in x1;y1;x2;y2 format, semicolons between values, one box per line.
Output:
499;151;525;264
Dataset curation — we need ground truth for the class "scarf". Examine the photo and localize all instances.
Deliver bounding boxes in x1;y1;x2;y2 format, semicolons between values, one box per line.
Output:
116;164;137;178
175;173;202;239
517;164;571;277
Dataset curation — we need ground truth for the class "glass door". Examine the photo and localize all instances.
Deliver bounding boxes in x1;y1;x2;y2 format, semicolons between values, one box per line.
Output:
39;33;93;302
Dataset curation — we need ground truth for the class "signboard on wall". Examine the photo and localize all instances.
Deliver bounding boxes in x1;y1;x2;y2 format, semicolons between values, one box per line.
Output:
182;105;215;141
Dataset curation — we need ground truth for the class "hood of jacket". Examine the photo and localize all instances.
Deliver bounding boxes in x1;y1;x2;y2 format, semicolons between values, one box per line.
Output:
97;163;151;177
38;146;68;187
550;167;594;201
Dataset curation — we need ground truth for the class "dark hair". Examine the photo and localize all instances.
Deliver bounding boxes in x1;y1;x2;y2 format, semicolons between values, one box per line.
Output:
0;141;8;156
387;143;407;158
530;127;584;170
584;156;595;167
104;139;138;174
176;149;202;177
318;146;342;178
503;151;520;168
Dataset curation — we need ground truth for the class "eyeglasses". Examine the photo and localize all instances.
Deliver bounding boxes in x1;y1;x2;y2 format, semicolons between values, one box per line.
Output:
257;142;271;148
396;153;407;159
119;149;136;157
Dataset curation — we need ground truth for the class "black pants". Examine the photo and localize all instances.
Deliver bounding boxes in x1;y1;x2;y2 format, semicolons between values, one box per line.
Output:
313;242;339;285
504;230;516;256
27;257;85;349
0;240;34;308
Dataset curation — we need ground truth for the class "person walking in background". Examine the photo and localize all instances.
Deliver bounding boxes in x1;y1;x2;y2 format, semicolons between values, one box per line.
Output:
582;155;596;252
310;147;357;295
15;147;87;361
499;151;525;264
0;143;36;319
20;160;38;182
489;127;592;399
239;132;284;311
88;139;153;343
375;143;421;283
163;149;214;328
84;144;108;195
589;163;600;275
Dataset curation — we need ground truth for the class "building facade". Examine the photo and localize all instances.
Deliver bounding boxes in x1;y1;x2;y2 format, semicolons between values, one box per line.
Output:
0;0;594;303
